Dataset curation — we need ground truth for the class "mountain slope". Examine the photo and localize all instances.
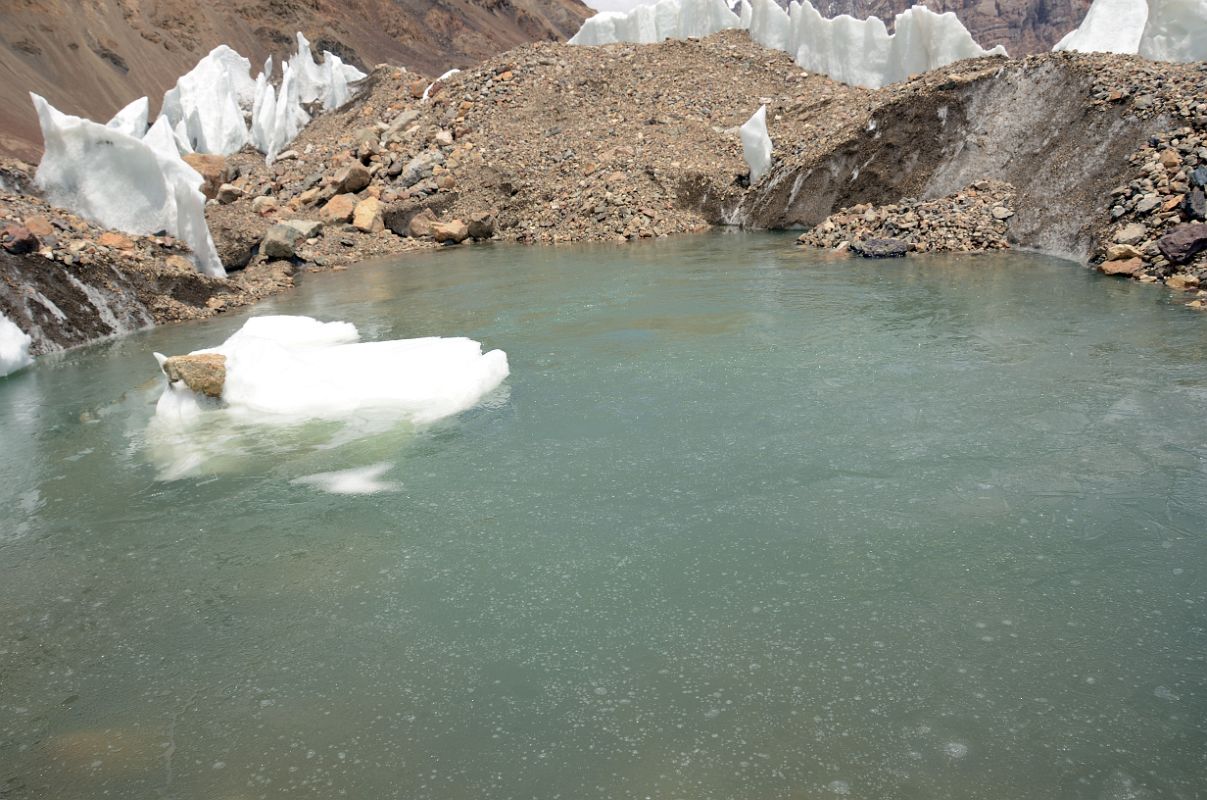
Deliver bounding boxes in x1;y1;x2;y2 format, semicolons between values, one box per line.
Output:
0;0;590;162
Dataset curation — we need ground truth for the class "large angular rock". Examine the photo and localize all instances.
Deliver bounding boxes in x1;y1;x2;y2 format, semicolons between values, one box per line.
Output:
408;209;437;238
352;197;384;233
399;150;445;188
262;223;303;259
320;193;358;224
1105;243;1143;262
281;219;324;239
382;194;457;236
1114;223;1148;244
333;163;371;194
1183;188;1206;222
160;353;226;398
432;219;469;244
467;211;496;240
182;154;230;201
1157;223;1207;265
1100;257;1143;276
851;238;909;258
1;224;38;254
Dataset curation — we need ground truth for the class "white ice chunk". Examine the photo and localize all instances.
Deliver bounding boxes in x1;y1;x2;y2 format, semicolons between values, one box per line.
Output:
33;94;225;277
106;97;150;138
569;0;742;44
291;463;400;495
0;312;33;377
1053;0;1148;53
154;316;510;426
740;104;772;182
1138;0;1207;62
159;45;253;155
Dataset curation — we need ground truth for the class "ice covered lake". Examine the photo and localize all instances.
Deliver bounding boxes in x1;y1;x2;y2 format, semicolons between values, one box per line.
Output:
1;233;1205;799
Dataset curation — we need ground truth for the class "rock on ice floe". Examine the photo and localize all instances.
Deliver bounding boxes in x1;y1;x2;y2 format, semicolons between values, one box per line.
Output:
153;316;510;426
32;94;225;277
740;105;772;182
568;0;742;44
0;311;33;377
570;0;1004;89
1054;0;1207;62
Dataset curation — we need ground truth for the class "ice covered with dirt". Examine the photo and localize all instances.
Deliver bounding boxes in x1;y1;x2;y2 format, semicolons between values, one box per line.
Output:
152;316;510;426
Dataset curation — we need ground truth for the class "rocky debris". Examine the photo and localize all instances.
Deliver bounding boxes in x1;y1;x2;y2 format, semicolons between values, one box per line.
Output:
1095;126;1207;290
334;164;371;194
183;154;230;201
433;219;470;244
217;183;244;204
320;194;358;224
850;238;909;258
262;224;304;259
797;181;1016;255
160;353;226;398
281;219;323;239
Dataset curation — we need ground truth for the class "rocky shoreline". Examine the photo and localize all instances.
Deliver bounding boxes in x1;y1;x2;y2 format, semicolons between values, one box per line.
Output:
3;31;1207;361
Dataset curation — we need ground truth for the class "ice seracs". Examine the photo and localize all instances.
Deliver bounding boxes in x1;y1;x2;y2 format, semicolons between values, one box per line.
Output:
106;97;150;138
1054;0;1207;62
32;94;225;277
570;0;1005;89
159;45;255;155
569;0;742;45
153;316;511;426
740;105;772;182
0;312;33;377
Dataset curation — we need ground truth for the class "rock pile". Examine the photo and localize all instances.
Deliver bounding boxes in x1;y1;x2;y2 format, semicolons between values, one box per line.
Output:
796;181;1016;255
1097;128;1207;295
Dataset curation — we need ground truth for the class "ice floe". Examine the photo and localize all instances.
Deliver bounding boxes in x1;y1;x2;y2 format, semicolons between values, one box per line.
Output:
152;316;510;426
570;0;1005;88
740;105;772;182
32;94;225;277
0;311;33;377
1054;0;1207;62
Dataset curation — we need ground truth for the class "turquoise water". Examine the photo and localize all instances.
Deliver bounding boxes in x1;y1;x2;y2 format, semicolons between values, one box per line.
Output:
1;233;1205;799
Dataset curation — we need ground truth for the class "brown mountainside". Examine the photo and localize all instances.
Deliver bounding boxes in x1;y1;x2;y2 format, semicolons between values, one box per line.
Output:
0;0;591;162
814;0;1092;55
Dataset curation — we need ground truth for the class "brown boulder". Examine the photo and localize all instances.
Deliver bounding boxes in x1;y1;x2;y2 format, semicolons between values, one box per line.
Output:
1166;273;1200;291
23;215;54;237
467;211;496;240
334;163;371;194
1;224;38;254
320;194;358;224
352;197;384;233
182;154;230;200
160;353;226;398
1157;223;1207;265
98;231;135;250
1104;244;1144;262
432;219;469;243
1100;257;1143;276
382;194;458;237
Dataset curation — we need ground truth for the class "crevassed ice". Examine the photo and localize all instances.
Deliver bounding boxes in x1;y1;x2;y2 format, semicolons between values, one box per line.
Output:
0;311;33;377
569;0;1005;90
740;105;772;182
1054;0;1207;62
31;94;225;277
153;315;511;426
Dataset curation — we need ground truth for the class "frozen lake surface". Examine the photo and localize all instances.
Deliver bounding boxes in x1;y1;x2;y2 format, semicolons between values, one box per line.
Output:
1;233;1205;799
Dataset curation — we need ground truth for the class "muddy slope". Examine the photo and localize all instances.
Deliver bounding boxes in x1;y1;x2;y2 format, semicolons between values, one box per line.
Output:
738;57;1162;262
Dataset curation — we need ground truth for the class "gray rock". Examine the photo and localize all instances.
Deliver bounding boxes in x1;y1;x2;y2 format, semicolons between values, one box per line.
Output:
262;224;303;259
1136;195;1161;214
467;211;496;240
991;206;1014;220
281;219;324;239
382;193;458;237
399;150;445;188
1191;166;1207;189
851;238;909;258
216;183;243;204
1183;187;1206;222
333;163;371;194
1115;222;1148;244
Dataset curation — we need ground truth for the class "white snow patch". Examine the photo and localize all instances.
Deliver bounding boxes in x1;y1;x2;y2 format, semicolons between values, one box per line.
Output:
739;105;772;182
153;315;510;426
32;94;225;277
0;312;33;377
291;463;400;495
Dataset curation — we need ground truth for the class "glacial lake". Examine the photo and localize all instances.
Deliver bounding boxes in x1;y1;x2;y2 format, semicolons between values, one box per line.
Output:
1;233;1205;799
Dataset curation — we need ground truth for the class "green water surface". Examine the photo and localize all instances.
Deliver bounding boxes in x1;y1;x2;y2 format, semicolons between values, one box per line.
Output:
1;233;1204;799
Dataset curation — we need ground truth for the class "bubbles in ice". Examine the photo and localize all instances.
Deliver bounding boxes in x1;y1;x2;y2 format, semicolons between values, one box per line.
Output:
944;741;969;759
291;463;399;495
